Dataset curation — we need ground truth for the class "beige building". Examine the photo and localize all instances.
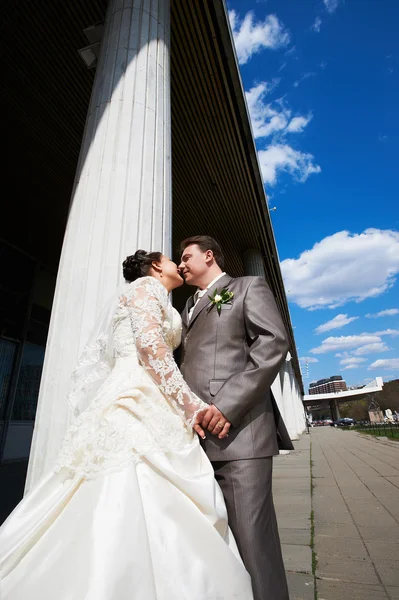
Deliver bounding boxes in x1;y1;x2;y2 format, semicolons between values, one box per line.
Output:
309;376;347;395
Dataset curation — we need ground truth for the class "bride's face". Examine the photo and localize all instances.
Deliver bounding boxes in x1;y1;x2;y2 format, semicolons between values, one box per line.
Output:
160;256;184;290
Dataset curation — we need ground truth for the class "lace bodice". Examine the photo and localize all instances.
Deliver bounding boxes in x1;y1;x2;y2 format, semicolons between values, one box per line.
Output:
113;284;182;360
55;277;207;479
120;277;206;426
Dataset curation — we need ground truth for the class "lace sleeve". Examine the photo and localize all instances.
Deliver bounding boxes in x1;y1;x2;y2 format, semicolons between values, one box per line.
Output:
126;278;207;427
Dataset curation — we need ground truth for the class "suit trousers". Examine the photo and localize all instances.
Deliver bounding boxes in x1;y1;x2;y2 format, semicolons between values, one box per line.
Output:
212;457;289;600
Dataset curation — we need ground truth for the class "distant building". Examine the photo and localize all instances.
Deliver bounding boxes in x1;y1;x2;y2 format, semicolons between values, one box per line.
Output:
309;376;347;395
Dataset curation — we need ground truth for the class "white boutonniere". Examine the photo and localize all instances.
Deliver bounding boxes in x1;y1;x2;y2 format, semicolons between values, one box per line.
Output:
207;288;234;315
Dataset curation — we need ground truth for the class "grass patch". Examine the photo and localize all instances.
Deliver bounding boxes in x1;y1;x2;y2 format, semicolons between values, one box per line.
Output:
311;509;318;572
354;427;399;441
310;442;318;600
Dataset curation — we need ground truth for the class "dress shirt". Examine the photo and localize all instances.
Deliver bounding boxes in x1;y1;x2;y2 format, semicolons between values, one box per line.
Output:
188;272;226;321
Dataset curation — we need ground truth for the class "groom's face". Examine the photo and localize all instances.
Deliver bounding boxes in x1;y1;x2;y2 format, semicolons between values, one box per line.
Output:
179;244;208;286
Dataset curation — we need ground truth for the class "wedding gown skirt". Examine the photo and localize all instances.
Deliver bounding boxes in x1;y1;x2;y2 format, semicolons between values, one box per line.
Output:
0;356;253;600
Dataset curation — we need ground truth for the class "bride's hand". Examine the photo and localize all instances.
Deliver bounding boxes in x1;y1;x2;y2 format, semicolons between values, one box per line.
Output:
192;408;209;440
200;405;231;439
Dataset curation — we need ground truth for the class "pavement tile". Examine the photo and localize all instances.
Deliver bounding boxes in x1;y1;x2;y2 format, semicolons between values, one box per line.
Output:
316;556;380;585
275;495;311;509
311;478;336;486
282;543;312;574
314;521;360;539
344;497;398;527
338;486;374;499
313;507;353;525
274;468;310;477
311;427;399;595
315;535;368;560
317;579;388;600
364;540;399;561
275;429;399;598
279;529;310;546
286;572;314;600
358;525;399;542
373;560;399;587
273;433;314;596
362;494;399;522
276;514;311;530
385;477;399;489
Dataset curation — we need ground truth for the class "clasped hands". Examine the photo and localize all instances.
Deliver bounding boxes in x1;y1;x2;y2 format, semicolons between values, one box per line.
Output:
193;405;231;440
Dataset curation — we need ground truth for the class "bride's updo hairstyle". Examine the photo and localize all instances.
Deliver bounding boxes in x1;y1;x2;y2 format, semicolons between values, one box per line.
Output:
123;250;162;283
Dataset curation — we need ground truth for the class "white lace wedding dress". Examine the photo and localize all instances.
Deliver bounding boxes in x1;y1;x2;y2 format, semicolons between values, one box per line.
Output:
0;277;253;600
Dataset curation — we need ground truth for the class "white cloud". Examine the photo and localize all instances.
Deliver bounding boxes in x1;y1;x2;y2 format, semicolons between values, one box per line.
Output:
352;342;390;355
286;115;313;133
293;72;316;88
244;79;319;191
323;0;340;13
281;229;399;310
375;329;399;336
310;334;381;355
369;358;399;370
245;82;313;139
340;357;367;365
229;10;290;65
245;82;319;186
366;308;399;318
312;17;322;32
315;314;358;334
245;81;287;138
299;356;319;363
258;144;321;186
285;46;296;56
343;364;360;370
311;327;398;355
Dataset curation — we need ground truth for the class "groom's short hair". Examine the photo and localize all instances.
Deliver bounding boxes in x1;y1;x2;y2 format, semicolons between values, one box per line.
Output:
180;235;225;270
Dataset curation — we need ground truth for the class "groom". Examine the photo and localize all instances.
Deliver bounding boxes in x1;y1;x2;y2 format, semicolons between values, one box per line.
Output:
179;236;293;600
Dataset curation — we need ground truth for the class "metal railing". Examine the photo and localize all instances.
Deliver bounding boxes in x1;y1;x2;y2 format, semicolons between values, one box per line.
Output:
353;422;399;439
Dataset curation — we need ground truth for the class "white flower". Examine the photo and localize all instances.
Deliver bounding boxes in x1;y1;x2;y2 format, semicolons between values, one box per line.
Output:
214;294;222;303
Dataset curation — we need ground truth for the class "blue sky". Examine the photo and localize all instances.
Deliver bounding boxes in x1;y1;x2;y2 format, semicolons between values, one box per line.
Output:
227;0;399;389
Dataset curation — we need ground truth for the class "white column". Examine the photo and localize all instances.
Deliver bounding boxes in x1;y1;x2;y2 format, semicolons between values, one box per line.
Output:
26;0;171;490
273;368;291;454
288;364;300;439
243;249;295;439
293;379;305;434
243;249;266;279
290;373;298;434
282;361;298;440
271;370;285;421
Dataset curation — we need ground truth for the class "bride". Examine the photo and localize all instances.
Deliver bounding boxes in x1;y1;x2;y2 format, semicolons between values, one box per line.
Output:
0;250;253;600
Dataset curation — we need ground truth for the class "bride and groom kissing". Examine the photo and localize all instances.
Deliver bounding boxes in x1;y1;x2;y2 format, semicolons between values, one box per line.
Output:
0;235;293;600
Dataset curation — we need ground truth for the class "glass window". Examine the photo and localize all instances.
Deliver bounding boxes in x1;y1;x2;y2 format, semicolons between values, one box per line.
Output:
0;241;35;340
0;338;18;421
12;343;45;421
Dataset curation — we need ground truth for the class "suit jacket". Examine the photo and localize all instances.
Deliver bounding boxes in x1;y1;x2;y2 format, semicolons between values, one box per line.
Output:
180;273;294;461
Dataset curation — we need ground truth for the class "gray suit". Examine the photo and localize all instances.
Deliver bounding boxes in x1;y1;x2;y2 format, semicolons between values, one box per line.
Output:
181;274;292;600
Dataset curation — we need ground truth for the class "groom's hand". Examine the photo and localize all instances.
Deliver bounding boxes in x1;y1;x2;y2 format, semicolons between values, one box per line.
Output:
201;405;231;439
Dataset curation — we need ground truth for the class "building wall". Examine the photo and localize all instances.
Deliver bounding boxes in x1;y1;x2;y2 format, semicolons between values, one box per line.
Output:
309;376;347;395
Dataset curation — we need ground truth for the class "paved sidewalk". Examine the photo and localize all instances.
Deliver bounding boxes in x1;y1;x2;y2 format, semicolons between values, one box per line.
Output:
274;434;314;600
311;427;399;600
